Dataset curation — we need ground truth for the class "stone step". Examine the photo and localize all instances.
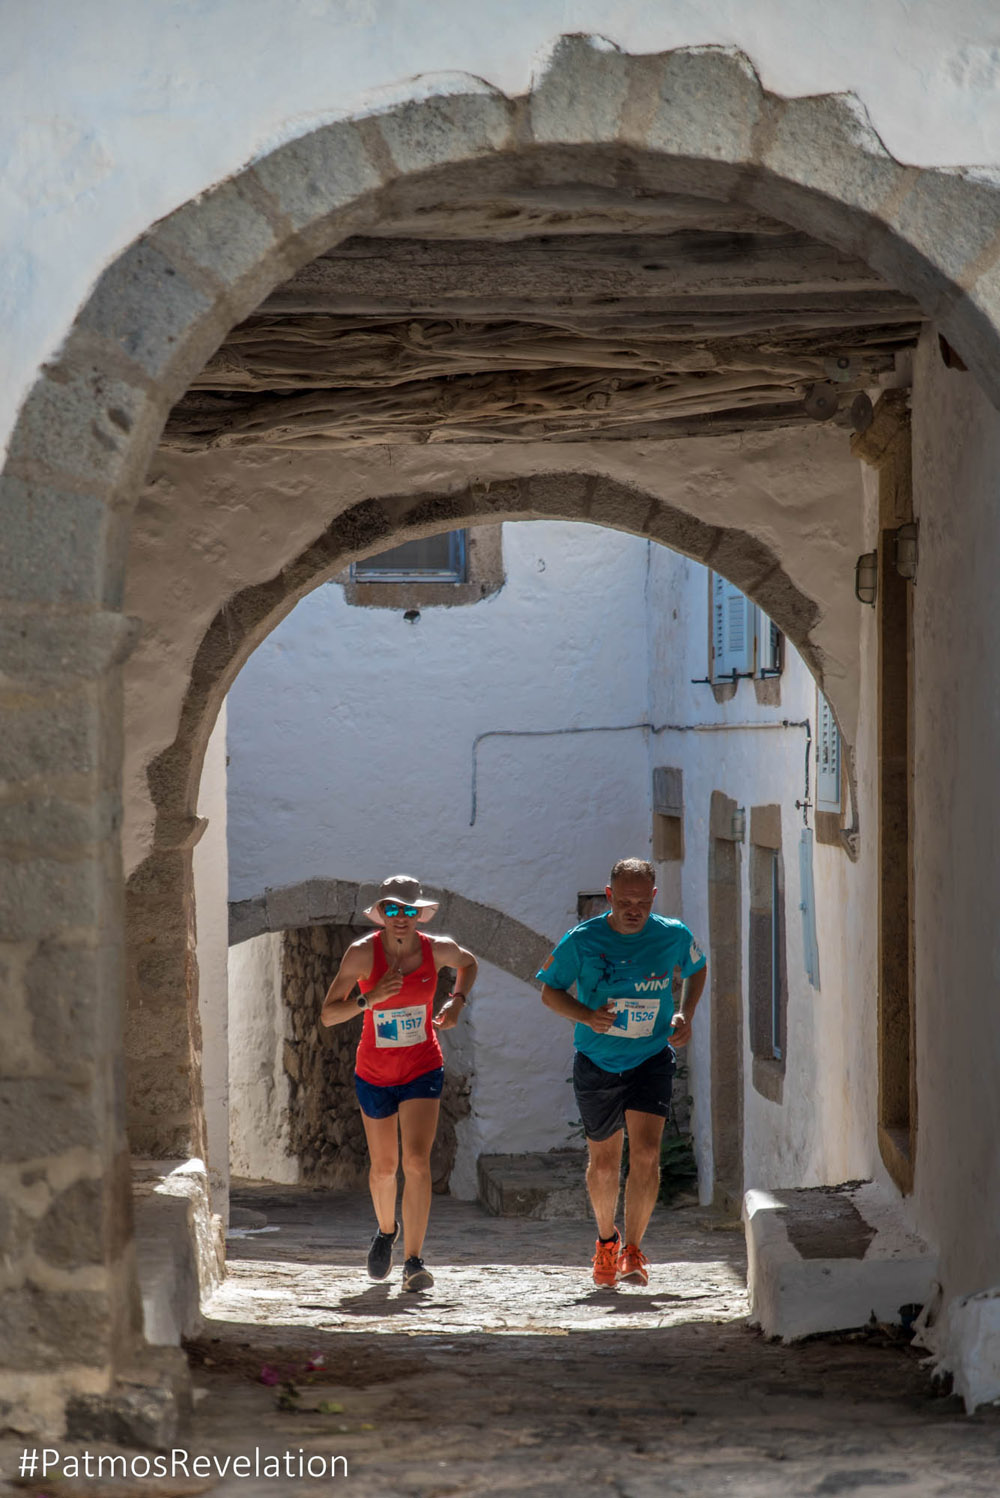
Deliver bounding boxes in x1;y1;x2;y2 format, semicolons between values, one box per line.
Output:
477;1149;590;1219
744;1179;938;1341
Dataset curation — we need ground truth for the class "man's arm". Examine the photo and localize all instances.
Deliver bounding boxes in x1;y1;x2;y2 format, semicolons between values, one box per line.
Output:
431;937;478;1030
541;983;617;1034
669;966;707;1048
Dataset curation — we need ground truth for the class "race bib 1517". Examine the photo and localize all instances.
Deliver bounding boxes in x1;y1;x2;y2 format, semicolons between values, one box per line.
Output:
374;1005;428;1048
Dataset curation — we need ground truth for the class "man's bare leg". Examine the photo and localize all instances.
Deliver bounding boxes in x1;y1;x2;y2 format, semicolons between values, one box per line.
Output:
586;1130;624;1239
622;1109;666;1248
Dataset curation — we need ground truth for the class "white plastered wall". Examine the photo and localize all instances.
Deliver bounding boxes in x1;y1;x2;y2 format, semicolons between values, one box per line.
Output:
643;537;877;1202
228;521;654;935
228;931;297;1184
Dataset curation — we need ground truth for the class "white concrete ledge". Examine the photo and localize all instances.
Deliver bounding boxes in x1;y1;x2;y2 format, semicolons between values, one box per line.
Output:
744;1181;937;1341
133;1159;226;1346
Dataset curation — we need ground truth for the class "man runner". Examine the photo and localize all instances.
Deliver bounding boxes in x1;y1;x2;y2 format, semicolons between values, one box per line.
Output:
538;857;707;1287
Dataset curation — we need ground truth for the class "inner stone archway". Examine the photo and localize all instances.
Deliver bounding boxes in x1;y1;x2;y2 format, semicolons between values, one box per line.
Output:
5;33;1000;1433
226;879;553;1192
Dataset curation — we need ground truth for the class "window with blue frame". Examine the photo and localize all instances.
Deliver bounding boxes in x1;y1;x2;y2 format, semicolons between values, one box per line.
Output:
352;530;467;583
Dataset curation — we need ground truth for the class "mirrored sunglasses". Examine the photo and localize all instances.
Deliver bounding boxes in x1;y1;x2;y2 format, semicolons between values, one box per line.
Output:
383;902;419;919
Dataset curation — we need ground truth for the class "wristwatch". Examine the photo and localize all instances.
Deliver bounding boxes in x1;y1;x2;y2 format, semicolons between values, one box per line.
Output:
357;993;368;1009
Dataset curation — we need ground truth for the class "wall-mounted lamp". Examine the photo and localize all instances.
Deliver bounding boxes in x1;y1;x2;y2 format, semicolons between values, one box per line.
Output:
731;806;746;842
855;551;878;606
894;522;919;582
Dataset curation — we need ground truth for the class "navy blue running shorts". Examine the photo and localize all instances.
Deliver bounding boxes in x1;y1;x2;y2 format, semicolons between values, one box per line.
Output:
573;1048;675;1142
355;1066;444;1119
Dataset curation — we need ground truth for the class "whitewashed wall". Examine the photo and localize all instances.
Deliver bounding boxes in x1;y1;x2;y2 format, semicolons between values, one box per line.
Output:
228;522;653;934
5;1;1000;463
228;931;297;1183
642;536;876;1201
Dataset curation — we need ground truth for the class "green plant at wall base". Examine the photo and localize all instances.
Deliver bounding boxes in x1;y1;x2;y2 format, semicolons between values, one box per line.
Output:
660;1059;697;1204
658;1129;698;1203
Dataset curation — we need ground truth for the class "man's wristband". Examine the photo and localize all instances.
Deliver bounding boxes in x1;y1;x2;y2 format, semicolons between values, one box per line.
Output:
447;992;466;1002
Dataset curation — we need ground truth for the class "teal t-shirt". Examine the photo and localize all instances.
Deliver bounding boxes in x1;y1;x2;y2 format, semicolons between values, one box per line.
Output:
537;912;706;1072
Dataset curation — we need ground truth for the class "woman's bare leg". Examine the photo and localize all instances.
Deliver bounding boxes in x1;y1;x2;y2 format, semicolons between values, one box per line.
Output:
397;1097;440;1259
360;1109;400;1234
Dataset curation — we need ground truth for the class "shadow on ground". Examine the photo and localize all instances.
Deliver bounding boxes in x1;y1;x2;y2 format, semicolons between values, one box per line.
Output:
170;1187;1000;1497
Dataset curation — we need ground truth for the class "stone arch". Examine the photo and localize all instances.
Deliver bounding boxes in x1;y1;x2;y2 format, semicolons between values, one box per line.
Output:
152;472;824;842
229;877;553;982
6;34;1000;1430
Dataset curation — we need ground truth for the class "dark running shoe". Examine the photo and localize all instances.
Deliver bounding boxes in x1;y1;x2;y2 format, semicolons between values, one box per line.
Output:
367;1222;399;1280
402;1256;434;1291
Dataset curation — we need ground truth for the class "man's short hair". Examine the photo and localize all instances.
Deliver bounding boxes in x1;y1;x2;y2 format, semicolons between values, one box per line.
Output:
609;857;656;885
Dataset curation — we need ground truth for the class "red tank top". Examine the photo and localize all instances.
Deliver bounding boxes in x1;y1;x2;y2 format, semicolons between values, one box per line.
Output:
355;931;444;1086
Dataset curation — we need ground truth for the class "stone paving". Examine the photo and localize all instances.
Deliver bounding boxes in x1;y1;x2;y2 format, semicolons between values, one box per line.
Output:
4;1186;1000;1498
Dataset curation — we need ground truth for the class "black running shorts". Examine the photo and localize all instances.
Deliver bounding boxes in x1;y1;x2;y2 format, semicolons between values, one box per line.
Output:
573;1047;675;1142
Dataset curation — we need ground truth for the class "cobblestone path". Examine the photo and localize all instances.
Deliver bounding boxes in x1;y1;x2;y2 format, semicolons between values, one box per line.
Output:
186;1187;1000;1497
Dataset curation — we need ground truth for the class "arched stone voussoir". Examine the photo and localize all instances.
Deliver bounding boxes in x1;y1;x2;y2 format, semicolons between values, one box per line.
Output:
529;35;763;193
367;84;519;181
231;878;552;987
865;169;1000;333
746;91;907;264
4;342;173;502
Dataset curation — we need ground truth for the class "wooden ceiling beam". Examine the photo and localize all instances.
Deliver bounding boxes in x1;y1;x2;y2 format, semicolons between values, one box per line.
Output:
164;359;885;450
189;318;914;393
258;232;902;318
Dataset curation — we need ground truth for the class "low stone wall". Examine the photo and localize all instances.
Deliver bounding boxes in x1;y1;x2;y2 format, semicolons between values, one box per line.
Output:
281;925;469;1192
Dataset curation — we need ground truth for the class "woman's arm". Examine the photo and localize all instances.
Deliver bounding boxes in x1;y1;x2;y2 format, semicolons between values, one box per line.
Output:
430;936;478;1030
320;938;403;1027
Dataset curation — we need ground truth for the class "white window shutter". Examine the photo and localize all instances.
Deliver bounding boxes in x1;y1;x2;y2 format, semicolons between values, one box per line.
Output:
757;610;782;674
798;828;820;989
816;693;841;812
711;573;754;681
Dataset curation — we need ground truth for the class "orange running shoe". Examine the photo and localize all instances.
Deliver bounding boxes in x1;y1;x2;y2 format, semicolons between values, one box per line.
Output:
618;1243;649;1286
591;1231;621;1287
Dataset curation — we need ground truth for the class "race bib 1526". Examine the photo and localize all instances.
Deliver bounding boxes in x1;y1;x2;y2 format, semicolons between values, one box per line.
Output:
611;996;660;1038
374;1005;428;1048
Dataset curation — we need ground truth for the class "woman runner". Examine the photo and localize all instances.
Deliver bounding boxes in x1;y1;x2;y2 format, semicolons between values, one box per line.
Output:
321;874;478;1289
